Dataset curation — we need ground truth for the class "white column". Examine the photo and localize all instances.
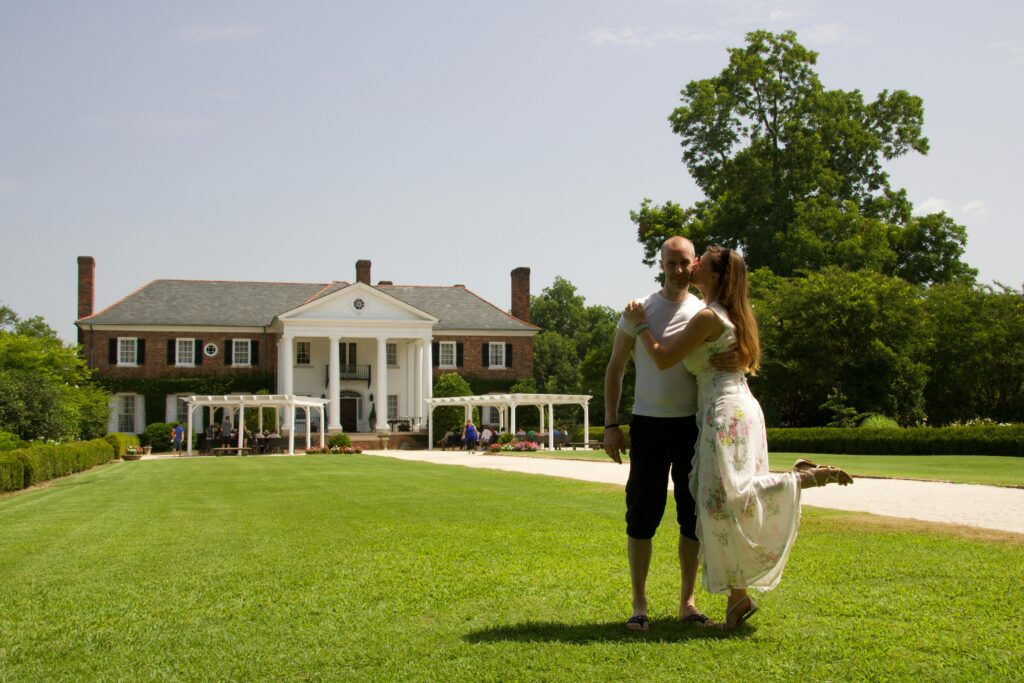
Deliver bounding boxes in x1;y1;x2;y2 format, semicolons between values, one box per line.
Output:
510;402;517;437
305;407;311;450
186;403;194;456
548;403;555;451
319;406;326;447
237;404;245;452
422;337;432;405
498;405;505;431
538;404;545;433
583;401;590;450
281;334;294;431
328;335;341;430
427;404;434;450
414;340;424;426
375;336;388;432
406;342;415;421
288;405;296;454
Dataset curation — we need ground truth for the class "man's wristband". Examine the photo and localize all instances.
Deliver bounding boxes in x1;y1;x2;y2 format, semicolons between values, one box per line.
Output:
605;423;619;429
633;322;650;335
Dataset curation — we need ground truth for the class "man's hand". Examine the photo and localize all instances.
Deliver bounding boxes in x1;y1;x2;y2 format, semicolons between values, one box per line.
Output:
604;425;627;464
709;345;743;372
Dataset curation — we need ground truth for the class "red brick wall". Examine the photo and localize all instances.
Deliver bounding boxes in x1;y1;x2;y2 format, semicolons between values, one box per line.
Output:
430;335;534;383
80;329;279;382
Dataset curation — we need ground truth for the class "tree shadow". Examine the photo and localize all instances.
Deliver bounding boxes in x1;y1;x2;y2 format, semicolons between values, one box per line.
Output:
464;618;755;644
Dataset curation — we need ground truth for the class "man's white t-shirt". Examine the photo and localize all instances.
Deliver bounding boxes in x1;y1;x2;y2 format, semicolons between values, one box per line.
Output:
618;290;704;418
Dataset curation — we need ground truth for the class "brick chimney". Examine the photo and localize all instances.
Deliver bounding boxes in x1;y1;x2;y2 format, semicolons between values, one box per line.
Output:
356;260;371;285
511;267;530;323
77;256;95;345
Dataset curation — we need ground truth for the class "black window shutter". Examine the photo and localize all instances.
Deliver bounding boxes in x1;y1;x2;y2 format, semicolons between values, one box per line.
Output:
108;339;117;364
251;341;259;365
431;342;439;367
506;343;513;367
225;340;233;366
195;339;203;366
481;343;490;368
137;339;145;365
456;342;464;367
167;341;176;365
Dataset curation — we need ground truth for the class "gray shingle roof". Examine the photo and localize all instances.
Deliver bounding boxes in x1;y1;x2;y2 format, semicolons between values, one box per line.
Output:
78;280;537;332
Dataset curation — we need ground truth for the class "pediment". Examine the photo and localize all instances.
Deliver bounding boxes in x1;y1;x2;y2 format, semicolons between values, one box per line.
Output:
277;282;438;323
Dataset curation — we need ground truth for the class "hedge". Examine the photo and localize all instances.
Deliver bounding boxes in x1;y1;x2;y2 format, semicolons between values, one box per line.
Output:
767;425;1024;456
570;425;631;447
103;432;140;457
0;438;116;493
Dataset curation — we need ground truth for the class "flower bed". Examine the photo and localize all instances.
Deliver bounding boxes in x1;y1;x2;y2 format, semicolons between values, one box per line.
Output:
488;440;542;453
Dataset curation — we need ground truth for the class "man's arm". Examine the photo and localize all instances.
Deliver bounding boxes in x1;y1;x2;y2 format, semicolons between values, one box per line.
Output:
603;328;634;464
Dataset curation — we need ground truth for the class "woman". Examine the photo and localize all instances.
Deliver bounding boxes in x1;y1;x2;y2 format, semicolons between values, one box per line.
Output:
624;246;853;630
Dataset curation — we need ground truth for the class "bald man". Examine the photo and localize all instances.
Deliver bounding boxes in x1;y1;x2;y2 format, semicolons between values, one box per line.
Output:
605;236;720;631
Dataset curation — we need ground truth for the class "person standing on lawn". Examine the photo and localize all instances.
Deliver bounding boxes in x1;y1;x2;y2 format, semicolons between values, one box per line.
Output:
624;245;853;630
604;235;718;631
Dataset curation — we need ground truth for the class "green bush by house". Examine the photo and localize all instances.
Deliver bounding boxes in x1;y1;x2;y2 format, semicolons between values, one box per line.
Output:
103;432;140;457
328;433;352;449
0;430;28;452
0;438;116;493
570;425;630;446
767;425;1024;456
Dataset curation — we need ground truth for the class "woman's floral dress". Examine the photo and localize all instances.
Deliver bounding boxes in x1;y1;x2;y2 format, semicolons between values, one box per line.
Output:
683;303;801;594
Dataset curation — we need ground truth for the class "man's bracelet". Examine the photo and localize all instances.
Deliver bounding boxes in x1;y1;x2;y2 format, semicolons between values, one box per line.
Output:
633;322;650;335
604;423;619;429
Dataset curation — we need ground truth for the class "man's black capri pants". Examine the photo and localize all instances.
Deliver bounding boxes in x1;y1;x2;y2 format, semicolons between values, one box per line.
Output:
625;414;700;541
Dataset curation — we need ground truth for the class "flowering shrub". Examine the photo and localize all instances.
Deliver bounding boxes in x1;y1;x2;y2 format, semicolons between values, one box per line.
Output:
125;446;139;455
306;446;363;454
486;440;542;453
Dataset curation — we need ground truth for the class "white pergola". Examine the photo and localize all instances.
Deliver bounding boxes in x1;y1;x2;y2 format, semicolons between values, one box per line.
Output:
182;395;330;456
426;393;591;451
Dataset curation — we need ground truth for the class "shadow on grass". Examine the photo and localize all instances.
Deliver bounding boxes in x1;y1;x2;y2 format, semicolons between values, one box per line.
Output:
464;618;753;643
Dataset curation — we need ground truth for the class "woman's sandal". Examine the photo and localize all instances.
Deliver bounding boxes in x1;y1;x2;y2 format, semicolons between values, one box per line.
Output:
720;596;758;631
626;615;650;632
798;464;854;488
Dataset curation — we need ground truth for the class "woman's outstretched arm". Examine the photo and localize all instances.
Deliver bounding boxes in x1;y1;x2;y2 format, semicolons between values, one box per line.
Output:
624;302;723;369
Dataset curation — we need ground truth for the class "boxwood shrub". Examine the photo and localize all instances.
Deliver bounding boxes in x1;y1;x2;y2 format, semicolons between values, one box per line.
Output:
767;425;1024;456
0;438;115;493
328;433;352;448
570;425;630;447
103;432;140;457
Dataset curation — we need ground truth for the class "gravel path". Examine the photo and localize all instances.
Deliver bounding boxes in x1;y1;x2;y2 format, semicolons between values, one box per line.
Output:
362;450;1024;535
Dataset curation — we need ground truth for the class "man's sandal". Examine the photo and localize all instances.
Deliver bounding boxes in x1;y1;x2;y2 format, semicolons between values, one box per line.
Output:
626;615;650;632
680;612;711;626
792;458;818;472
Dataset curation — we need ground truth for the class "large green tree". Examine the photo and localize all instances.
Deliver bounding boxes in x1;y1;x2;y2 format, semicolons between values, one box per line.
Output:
752;269;932;426
529;278;631;425
922;283;1024;425
0;304;109;441
633;30;975;285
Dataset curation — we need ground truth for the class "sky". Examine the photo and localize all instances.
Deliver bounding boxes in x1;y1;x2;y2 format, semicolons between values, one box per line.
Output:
2;0;1022;344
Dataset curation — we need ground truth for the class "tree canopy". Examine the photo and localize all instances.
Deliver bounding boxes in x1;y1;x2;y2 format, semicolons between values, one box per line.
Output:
633;30;975;286
0;304;109;441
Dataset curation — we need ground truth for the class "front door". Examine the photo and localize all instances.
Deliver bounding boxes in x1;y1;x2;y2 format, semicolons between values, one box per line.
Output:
339;398;357;432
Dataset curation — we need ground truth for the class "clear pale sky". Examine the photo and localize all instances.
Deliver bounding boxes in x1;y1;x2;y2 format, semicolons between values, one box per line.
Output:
2;1;1021;343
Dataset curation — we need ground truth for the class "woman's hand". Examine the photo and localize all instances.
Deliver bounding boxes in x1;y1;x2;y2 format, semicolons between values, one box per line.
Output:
624;299;646;326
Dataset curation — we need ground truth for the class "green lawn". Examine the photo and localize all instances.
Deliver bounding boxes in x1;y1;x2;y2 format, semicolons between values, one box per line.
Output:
498;449;1024;487
1;455;1021;681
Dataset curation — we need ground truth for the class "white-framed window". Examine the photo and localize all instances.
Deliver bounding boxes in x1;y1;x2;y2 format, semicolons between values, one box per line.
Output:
176;338;195;367
295;341;311;366
233;339;251;367
118;338;138;366
387;394;399;421
439;341;456;368
488;342;506;369
176;396;190;424
386;343;398;368
118;395;136;432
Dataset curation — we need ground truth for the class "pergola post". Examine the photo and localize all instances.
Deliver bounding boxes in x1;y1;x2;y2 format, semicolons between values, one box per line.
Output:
548;402;555;451
288;405;296;455
305;407;312;451
583;401;590;449
319;405;326;447
510;402;517;436
428;404;434;450
237;404;245;453
186;403;194;456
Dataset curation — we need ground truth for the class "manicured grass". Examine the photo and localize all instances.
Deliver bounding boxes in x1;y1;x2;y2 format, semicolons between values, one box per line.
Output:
1;455;1021;680
768;453;1024;488
493;449;1024;487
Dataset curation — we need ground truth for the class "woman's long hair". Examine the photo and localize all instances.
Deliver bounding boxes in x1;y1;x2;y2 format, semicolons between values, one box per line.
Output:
706;245;761;375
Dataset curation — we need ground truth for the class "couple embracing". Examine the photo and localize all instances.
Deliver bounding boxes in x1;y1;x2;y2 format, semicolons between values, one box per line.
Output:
603;237;853;632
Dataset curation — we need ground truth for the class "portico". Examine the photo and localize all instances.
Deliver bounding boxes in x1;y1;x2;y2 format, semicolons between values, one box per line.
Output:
275;282;437;433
